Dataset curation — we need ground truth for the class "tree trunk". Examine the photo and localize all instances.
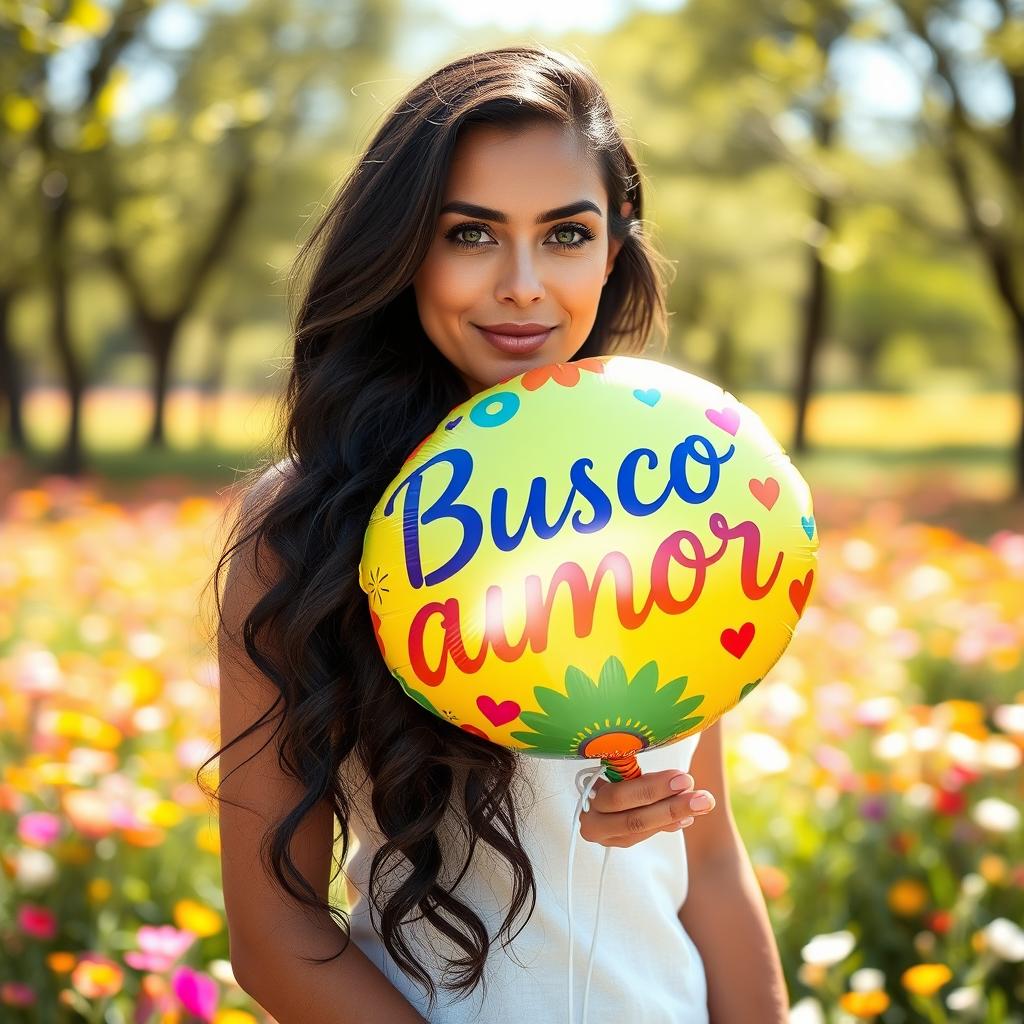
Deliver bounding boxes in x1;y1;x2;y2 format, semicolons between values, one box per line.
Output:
145;319;178;448
792;113;835;454
1016;333;1024;499
46;182;85;476
0;288;29;453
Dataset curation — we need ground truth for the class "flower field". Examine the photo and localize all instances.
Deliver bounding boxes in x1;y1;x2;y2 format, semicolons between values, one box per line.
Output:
0;478;1022;1023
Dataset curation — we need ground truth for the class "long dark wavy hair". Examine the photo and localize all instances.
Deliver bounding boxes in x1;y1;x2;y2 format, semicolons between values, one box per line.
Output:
199;43;674;1015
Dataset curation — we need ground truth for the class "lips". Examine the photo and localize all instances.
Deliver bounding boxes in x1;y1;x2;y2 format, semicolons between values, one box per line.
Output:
477;322;554;336
475;324;553;355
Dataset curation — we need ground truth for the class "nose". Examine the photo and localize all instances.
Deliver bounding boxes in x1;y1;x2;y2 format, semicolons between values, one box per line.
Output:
495;244;545;305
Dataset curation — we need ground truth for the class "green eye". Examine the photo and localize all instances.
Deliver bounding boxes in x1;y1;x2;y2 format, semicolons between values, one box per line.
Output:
444;221;596;251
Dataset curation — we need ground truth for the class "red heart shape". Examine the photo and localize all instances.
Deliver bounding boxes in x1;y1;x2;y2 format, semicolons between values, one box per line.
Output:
749;476;780;510
477;695;521;727
789;570;814;614
721;622;755;658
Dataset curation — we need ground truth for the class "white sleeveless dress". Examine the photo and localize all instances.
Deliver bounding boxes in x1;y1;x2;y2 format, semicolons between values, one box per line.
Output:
339;732;709;1023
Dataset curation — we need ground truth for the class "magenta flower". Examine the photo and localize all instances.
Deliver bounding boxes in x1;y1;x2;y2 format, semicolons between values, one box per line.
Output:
124;925;197;972
17;904;57;940
171;965;218;1021
860;796;888;821
1;981;37;1007
17;811;61;846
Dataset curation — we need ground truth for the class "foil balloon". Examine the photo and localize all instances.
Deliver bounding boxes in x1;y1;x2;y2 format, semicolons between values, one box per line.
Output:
358;354;818;781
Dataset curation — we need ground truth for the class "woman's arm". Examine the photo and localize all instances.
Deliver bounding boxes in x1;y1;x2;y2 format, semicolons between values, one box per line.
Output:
677;720;789;1024
218;468;427;1024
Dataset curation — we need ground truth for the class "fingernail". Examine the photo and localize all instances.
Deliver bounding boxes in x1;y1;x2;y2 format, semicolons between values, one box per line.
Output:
669;774;691;791
675;816;694;829
690;793;712;811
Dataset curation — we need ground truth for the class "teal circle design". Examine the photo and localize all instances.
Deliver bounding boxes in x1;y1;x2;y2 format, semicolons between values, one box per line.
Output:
470;390;520;428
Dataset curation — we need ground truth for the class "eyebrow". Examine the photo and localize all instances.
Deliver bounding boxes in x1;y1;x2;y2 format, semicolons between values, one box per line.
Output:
438;199;603;223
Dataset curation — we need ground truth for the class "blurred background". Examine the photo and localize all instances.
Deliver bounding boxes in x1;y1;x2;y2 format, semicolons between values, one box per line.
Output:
1;1;1022;1022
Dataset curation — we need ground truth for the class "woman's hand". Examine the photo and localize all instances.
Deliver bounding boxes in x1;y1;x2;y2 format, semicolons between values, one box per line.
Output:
578;769;716;848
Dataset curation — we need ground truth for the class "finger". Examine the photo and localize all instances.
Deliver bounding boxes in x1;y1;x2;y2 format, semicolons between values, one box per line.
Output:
587;769;693;814
604;814;696;848
587;780;715;838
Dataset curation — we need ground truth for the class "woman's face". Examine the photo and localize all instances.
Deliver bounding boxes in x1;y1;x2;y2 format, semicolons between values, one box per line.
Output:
413;121;633;397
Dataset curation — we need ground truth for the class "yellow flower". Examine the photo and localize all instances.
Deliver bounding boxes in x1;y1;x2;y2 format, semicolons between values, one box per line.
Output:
144;800;185;828
71;957;123;998
213;1012;259;1024
174;899;222;937
888;878;928;917
902;963;953;997
196;821;221;855
934;700;984;731
978;854;1007;885
840;991;890;1018
87;878;112;903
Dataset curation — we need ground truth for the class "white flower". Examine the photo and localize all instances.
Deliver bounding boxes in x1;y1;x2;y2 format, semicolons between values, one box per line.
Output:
981;736;1022;771
961;873;986;898
849;967;885;992
993;703;1024;736
971;797;1021;834
982;918;1024;962
207;958;240;986
944;732;982;770
873;731;909;761
800;930;856;967
910;726;940;752
903;782;936;811
788;996;825;1024
735;732;790;775
13;848;57;890
946;986;982;1011
854;696;900;728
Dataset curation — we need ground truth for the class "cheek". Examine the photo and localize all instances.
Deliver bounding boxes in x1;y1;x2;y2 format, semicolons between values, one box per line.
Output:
416;251;486;316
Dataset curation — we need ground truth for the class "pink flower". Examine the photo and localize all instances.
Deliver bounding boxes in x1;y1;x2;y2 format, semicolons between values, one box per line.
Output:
17;903;57;940
171;965;218;1021
17;811;61;846
1;982;36;1007
124;925;197;972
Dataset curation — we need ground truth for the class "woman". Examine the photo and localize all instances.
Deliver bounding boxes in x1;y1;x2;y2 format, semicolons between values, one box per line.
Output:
205;44;789;1024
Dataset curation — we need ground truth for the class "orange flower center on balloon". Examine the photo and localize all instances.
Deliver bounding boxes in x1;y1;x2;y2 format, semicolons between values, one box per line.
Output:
581;732;645;758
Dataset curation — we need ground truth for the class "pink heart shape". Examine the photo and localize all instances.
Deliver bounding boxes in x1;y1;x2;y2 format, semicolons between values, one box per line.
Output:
721;622;755;658
477;694;521;727
749;476;780;510
705;406;740;436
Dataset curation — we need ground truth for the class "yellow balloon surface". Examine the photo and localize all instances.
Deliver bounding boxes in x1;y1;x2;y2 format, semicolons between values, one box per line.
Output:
359;355;819;761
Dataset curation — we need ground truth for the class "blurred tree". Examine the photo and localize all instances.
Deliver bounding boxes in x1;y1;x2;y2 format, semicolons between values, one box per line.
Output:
884;0;1024;493
1;0;150;471
81;0;397;451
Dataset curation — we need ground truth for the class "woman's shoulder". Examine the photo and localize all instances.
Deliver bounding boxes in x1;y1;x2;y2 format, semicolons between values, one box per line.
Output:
253;456;301;498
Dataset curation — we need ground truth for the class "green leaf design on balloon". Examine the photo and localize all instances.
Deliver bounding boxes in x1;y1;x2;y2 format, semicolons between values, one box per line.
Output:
739;676;764;701
392;669;441;717
510;655;705;758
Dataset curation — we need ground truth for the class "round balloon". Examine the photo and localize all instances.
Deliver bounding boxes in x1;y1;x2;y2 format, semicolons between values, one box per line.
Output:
359;354;818;774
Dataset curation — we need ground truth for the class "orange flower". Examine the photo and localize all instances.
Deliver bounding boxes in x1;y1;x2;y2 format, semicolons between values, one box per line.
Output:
46;951;77;974
888;878;928;917
754;863;790;901
520;357;605;391
901;963;952;997
840;990;890;1018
